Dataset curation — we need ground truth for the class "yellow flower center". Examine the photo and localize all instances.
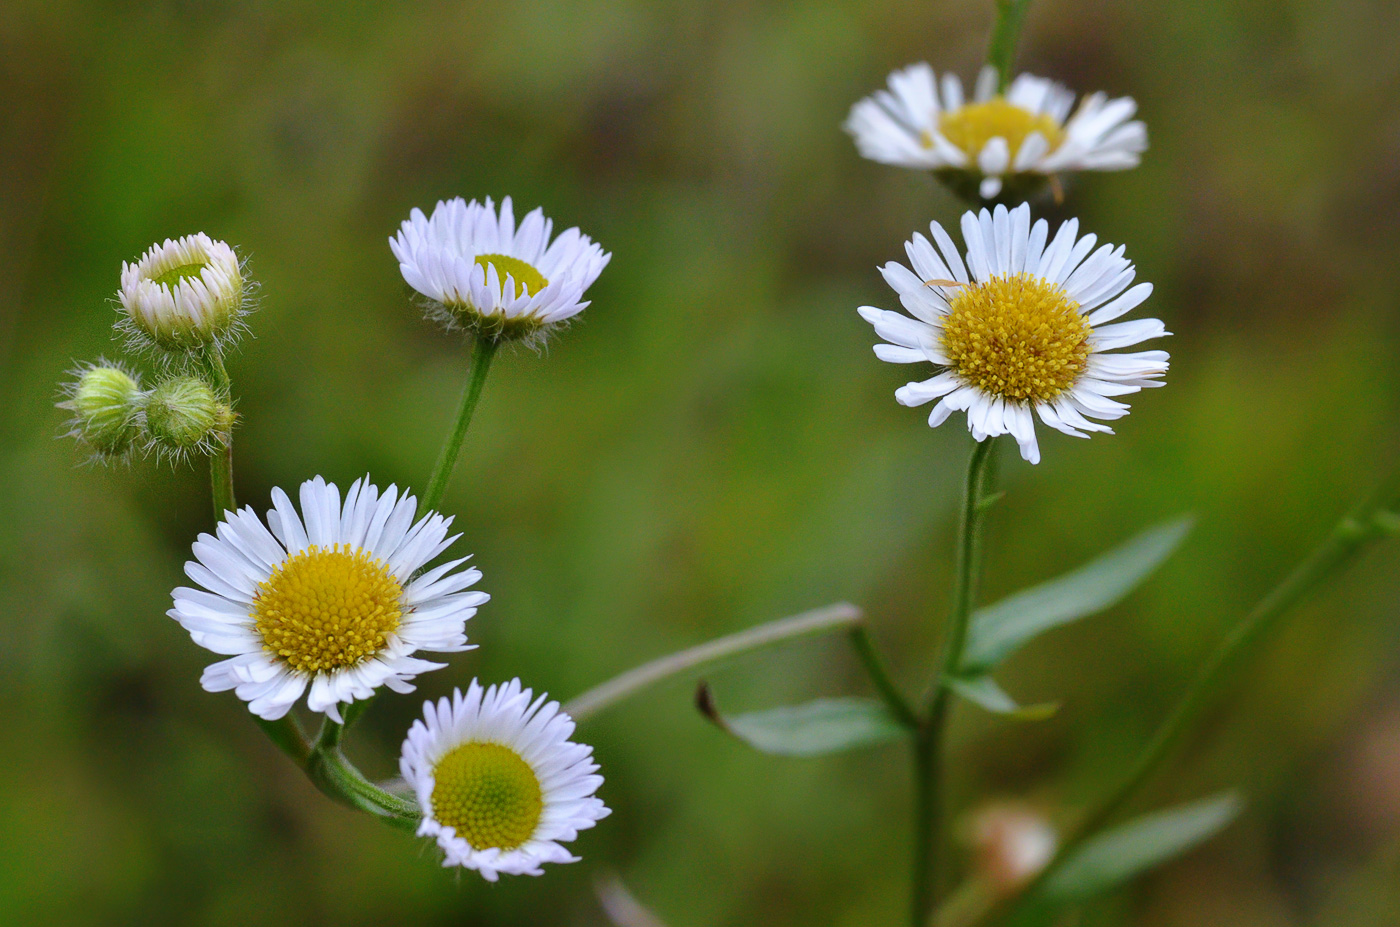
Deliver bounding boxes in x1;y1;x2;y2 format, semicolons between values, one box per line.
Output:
930;98;1065;161
253;544;403;674
475;254;548;300
432;742;544;851
941;273;1091;403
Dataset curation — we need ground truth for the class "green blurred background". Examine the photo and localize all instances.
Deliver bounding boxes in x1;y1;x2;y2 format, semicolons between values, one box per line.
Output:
3;0;1400;924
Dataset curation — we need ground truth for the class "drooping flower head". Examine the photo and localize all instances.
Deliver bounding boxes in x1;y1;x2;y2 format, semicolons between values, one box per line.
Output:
389;196;610;344
169;476;487;721
845;64;1146;201
118;233;249;351
859;203;1169;463
401;679;610;881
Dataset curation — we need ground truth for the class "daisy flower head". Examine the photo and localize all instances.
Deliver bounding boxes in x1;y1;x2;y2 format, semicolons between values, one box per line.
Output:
845;64;1146;201
169;476;488;722
858;203;1169;464
402;679;610;881
389;196;611;345
118;233;250;352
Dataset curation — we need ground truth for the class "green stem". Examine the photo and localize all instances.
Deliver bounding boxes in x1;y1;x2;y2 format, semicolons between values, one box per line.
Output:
913;438;999;927
201;346;313;767
308;720;420;831
986;0;1034;93
204;347;236;520
985;470;1400;925
422;335;499;513
849;627;919;728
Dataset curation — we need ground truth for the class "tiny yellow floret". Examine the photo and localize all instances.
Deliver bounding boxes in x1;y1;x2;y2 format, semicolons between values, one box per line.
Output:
935;99;1066;159
253;544;403;674
941;273;1091;403
432;742;543;851
474;254;548;300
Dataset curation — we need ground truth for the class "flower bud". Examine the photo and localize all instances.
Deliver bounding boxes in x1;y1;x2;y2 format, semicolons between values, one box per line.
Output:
144;376;230;452
118;233;247;351
60;363;144;456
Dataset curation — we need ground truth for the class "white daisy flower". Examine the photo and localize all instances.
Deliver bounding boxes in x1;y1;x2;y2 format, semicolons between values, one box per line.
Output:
858;203;1169;464
169;476;487;722
389;196;611;343
401;679;610;881
118;233;249;351
845;64;1146;200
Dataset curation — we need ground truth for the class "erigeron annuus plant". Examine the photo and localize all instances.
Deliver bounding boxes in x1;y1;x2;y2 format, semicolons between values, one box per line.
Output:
56;0;1400;923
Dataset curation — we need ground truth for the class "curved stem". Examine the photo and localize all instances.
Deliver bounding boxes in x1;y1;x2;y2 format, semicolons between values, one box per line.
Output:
422;335;499;513
308;719;420;830
849;627;918;728
986;0;1034;93
913;438;999;927
981;469;1400;925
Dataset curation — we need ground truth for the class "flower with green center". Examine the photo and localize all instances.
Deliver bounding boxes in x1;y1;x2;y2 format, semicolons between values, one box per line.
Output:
858;203;1169;463
118;233;249;351
402;679;610;880
169;476;488;721
58;361;145;458
845;64;1146;200
390;196;610;343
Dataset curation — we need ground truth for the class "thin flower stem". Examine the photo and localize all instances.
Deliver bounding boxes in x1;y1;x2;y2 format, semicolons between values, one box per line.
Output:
913;438;999;927
848;627;919;728
201;346;314;767
565;603;863;722
979;469;1400;926
422;335;499;514
309;720;420;830
986;0;1034;92
204;346;236;520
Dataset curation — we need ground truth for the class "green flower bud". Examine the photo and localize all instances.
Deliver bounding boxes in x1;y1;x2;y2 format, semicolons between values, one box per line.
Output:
145;376;227;451
60;363;144;456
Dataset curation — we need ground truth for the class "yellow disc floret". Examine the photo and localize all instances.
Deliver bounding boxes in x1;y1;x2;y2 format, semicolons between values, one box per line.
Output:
432;742;544;851
253;544;403;674
941;273;1092;403
474;254;548;300
934;99;1066;159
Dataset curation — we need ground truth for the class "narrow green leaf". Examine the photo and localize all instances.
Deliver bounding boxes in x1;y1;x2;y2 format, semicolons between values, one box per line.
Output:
1039;792;1243;902
961;516;1193;674
945;674;1058;720
697;685;911;757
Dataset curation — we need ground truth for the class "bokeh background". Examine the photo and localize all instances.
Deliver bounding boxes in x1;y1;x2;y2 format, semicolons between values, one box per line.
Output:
3;0;1400;924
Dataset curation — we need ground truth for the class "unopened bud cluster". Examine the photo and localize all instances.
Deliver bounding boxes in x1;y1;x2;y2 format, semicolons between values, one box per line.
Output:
60;364;233;461
59;231;249;465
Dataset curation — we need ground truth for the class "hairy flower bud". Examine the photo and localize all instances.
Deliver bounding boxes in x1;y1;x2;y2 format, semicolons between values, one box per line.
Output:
144;376;230;452
60;363;144;457
118;233;248;351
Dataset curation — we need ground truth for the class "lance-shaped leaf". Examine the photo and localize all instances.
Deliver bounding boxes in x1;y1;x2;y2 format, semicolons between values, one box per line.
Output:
945;674;1058;721
1037;792;1242;903
961;516;1193;674
697;684;911;757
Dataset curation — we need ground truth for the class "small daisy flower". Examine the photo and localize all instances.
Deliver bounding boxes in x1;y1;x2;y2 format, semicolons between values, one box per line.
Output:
845;64;1146;200
389;196;610;343
118;233;249;351
401;679;610;881
858;203;1169;464
169;476;487;722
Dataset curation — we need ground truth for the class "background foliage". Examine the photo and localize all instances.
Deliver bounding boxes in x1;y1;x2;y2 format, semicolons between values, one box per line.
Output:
2;0;1400;923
